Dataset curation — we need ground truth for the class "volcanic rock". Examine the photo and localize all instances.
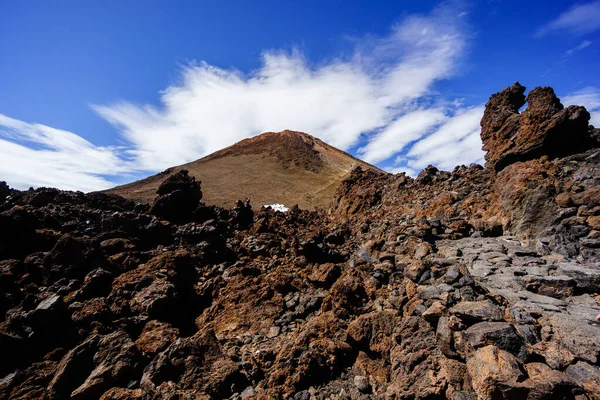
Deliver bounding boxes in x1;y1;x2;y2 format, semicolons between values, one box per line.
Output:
0;181;10;201
481;82;591;171
466;345;528;399
0;82;599;399
149;169;202;222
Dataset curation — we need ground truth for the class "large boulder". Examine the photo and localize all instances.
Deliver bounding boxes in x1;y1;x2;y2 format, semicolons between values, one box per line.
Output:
481;83;592;171
48;330;143;399
466;345;528;399
141;329;246;398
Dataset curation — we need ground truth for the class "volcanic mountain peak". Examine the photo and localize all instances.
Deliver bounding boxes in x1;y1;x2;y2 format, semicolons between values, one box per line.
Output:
204;130;328;172
106;130;379;210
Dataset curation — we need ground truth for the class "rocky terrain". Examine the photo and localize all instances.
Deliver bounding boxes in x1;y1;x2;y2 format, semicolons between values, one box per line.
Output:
1;82;599;399
105;130;379;210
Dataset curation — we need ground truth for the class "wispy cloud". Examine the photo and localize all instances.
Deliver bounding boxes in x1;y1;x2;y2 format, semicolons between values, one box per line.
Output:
562;87;600;127
1;3;487;191
536;1;600;37
358;109;448;164
94;4;468;172
405;106;484;171
0;114;136;191
564;40;593;57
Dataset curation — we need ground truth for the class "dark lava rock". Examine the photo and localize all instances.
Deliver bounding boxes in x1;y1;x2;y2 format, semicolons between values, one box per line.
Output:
0;82;599;400
149;170;202;223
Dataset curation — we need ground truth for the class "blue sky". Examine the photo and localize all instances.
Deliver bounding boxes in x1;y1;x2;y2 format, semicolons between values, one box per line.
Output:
1;0;599;191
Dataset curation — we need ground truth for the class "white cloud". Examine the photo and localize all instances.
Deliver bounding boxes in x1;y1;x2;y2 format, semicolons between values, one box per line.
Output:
93;4;467;171
358;109;448;164
0;114;135;191
382;106;485;175
564;40;593;56
562;87;600;127
536;1;600;37
1;3;483;192
384;165;418;177
405;106;484;171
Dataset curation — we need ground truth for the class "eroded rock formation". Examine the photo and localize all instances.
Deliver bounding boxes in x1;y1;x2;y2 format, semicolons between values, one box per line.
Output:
481;82;593;171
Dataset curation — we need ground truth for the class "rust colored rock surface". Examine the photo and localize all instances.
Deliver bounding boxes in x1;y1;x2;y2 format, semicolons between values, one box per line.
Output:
0;82;599;400
481;83;591;171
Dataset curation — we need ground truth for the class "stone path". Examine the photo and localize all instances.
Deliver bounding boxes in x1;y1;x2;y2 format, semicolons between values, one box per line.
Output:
437;236;600;393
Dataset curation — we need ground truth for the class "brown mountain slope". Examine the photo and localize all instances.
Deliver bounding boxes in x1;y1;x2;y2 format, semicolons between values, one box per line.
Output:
105;130;381;209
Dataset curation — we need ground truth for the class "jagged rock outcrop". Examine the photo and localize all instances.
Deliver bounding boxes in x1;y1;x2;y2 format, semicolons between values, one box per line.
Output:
0;83;599;399
481;82;592;171
149;169;202;222
0;181;11;201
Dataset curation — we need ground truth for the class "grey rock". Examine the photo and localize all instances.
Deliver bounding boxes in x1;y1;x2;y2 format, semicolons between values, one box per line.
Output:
354;375;370;393
293;390;311;400
481;252;511;264
524;275;576;299
570;225;591;238
556;262;600;293
412;304;427;316
510;309;536;325
444;267;461;284
417;285;441;300
515;324;539;345
539;313;600;364
580;238;600;248
436;316;458;358
437;283;454;293
450;300;504;322
469;260;496;278
452;391;477;400
267;326;280;338
241;386;255;399
462;322;525;359
565;361;600;396
36;294;61;311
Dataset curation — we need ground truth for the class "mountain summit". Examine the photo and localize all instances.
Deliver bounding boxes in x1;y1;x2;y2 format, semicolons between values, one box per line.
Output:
106;130;379;209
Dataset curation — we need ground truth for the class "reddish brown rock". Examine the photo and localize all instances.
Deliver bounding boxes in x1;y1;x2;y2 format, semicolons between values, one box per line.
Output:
141;329;245;398
522;362;577;400
450;300;504;322
71;331;143;400
266;312;353;397
481;83;591;171
555;192;573;207
387;317;469;398
466;345;528;399
531;341;576;370
1;82;599;400
347;310;399;355
480;82;526;170
135;320;179;356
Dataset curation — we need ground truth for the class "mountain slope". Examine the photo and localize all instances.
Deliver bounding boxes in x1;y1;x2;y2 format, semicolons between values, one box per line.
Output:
105;130;380;209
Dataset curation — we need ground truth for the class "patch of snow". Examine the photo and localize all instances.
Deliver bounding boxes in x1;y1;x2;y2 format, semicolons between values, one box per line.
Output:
264;204;289;212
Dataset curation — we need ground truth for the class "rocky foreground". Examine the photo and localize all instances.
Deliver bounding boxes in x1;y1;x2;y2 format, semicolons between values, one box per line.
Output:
1;83;599;399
